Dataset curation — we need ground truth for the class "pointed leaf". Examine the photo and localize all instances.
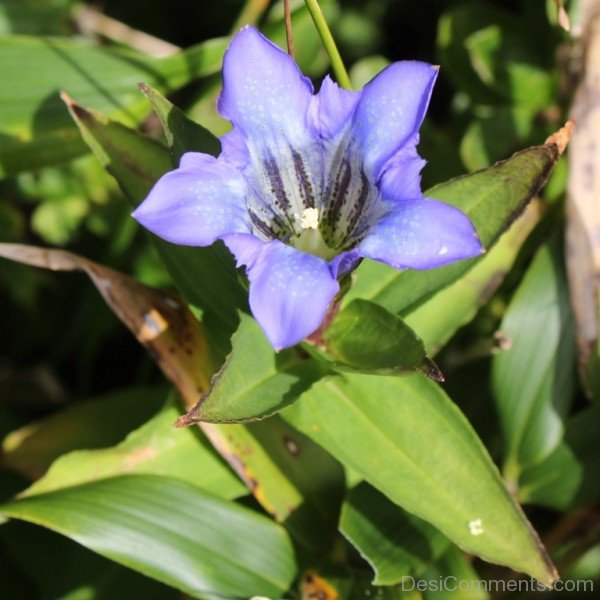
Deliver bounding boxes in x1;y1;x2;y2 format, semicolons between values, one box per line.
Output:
0;475;297;599
177;314;326;425
346;126;571;316
0;243;343;552
63;96;245;351
320;299;442;379
138;83;221;162
283;373;558;586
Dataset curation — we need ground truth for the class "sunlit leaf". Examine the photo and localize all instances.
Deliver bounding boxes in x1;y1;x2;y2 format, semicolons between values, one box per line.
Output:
283;373;558;585
138;83;220;162
177;314;326;425
0;35;227;176
345;126;571;316
0;475;297;598
21;396;246;500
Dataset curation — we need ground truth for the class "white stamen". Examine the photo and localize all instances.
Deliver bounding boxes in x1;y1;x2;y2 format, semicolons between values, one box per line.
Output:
295;207;320;230
468;518;484;536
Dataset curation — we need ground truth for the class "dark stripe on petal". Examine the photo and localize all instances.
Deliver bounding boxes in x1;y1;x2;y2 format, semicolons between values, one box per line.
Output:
264;153;292;216
291;148;315;209
249;209;277;240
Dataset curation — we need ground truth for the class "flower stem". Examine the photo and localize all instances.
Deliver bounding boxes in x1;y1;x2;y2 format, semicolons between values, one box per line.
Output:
303;0;352;89
284;0;296;57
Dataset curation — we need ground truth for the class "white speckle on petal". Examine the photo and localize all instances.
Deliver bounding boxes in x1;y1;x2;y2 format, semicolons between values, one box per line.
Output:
438;245;448;256
468;518;484;536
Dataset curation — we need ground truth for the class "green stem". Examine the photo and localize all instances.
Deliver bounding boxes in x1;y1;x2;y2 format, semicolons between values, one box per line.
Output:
304;0;352;89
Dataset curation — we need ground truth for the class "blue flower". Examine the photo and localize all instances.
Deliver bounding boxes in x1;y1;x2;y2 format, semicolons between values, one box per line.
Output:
133;26;483;350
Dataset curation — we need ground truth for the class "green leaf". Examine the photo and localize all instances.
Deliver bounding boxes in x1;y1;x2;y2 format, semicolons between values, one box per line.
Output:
63;97;246;351
405;202;540;354
518;403;600;511
421;547;489;600
321;299;442;379
0;35;227;176
0;521;178;600
340;482;449;585
213;416;345;553
492;238;576;480
138;83;221;162
20;396;246;500
1;386;166;480
283;373;558;586
0;475;297;599
177;314;326;424
345;138;565;316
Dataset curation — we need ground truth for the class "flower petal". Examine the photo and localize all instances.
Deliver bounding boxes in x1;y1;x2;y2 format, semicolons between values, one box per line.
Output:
357;198;484;270
378;138;427;202
352;61;438;177
132;153;250;246
225;234;339;349
217;26;314;143
316;75;361;140
217;26;323;230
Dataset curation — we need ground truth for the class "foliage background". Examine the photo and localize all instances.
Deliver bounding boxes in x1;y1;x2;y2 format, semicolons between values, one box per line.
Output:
0;0;598;598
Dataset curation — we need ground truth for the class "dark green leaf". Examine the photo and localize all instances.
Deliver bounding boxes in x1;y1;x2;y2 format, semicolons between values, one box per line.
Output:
321;299;442;379
340;482;449;585
283;373;558;585
138;83;221;162
518;404;600;511
492;238;576;480
0;475;297;599
345;137;565;316
437;3;555;107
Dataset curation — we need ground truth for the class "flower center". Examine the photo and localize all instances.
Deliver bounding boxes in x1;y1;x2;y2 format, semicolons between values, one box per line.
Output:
292;208;337;260
295;207;320;230
245;142;380;261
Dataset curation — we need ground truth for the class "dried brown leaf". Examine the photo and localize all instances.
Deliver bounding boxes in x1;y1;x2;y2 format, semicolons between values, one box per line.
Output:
566;5;600;397
0;243;213;401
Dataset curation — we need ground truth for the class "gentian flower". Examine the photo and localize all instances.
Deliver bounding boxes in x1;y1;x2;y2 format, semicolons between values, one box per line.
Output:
133;26;483;350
